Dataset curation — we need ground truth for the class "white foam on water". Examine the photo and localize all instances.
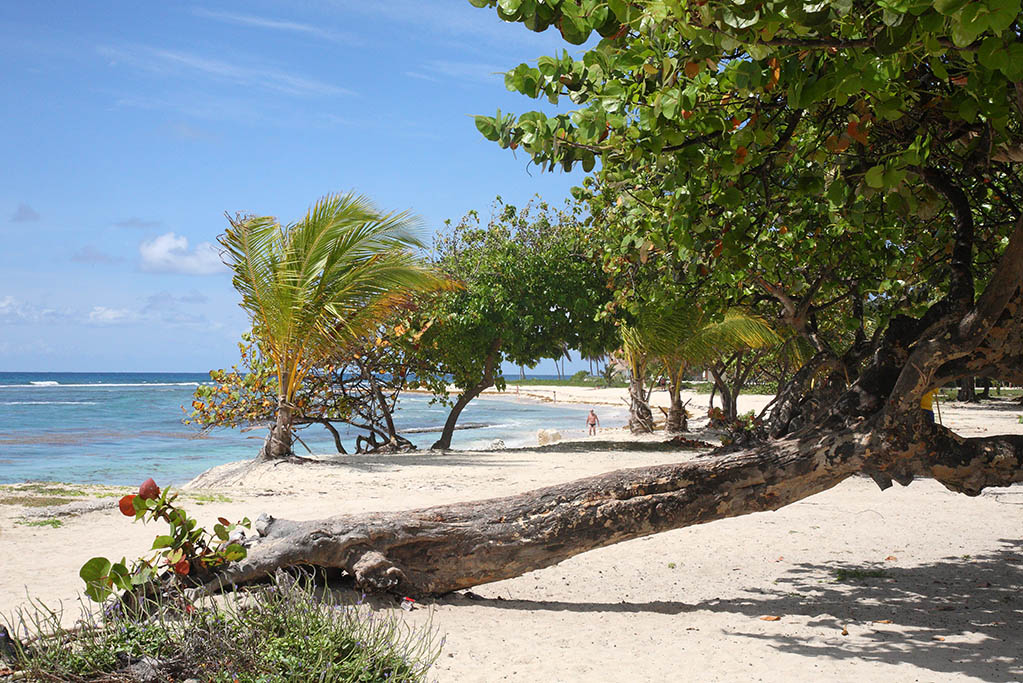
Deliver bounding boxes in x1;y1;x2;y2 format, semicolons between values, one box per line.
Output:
2;382;199;388
0;401;100;405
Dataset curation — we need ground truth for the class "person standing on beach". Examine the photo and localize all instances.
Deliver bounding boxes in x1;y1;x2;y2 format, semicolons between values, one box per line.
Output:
586;409;600;435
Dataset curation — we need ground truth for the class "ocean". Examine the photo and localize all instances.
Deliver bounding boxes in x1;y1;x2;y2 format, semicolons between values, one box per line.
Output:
0;372;627;486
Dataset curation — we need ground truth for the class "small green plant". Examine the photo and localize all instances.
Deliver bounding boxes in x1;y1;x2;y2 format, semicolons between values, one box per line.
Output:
15;518;63;528
707;406;727;427
188;492;234;505
0;482;90;497
833;567;888;582
0;495;76;507
667;562;677;569
4;573;440;681
79;478;250;603
717;411;767;447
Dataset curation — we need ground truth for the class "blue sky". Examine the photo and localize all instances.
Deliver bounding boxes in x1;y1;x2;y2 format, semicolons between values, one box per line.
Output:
0;1;595;374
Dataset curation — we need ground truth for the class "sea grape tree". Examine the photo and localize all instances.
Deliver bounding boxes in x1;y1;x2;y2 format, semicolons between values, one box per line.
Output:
418;198;616;449
187;322;441;454
182;1;1023;598
469;0;1023;470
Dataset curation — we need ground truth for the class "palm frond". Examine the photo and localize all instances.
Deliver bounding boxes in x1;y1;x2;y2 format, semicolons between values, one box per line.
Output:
221;191;448;403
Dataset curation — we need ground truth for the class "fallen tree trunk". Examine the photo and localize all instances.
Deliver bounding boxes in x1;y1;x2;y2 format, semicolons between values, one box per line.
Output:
201;419;1022;597
198;221;1023;599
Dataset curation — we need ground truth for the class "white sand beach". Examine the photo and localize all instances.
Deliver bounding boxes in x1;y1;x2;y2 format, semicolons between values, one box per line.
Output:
2;387;1021;681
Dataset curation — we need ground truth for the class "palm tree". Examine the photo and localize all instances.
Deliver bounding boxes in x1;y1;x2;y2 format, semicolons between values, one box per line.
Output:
624;305;780;434
619;324;656;433
220;192;445;461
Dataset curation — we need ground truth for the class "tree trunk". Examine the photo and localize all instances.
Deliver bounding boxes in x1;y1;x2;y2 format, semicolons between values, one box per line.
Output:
430;389;482;450
710;365;737;421
258;404;294;461
957;376;977;402
431;340;502;450
628;372;654;433
204;416;1023;597
768;352;839;438
979;377;991;400
665;378;687;434
367;372;402;446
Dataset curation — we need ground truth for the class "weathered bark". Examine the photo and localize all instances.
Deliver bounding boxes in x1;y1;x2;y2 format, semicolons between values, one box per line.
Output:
664;385;688;434
627;372;654;433
432;339;502;450
258;404;294;461
957;376;977;402
203;418;1023;597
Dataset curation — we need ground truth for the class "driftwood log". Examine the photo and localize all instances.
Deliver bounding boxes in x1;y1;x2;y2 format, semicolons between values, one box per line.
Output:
202;220;1023;597
201;419;1022;597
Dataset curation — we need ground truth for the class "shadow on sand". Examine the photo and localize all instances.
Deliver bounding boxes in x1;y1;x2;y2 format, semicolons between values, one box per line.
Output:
432;539;1023;681
302;438;703;473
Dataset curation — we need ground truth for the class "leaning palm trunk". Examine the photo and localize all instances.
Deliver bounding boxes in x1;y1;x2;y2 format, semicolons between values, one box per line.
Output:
620;327;654;433
629;375;655;433
260;403;295;461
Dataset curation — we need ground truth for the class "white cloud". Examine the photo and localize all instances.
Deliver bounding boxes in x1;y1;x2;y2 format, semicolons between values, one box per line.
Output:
88;306;135;324
0;295;70;323
139;232;224;275
191;8;362;45
98;45;355;98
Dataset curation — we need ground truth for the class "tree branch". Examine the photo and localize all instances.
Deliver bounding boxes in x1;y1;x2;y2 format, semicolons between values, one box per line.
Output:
923;166;975;308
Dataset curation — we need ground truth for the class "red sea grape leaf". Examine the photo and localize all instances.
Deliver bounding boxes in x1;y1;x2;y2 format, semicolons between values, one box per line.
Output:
118;495;137;516
138;478;161;500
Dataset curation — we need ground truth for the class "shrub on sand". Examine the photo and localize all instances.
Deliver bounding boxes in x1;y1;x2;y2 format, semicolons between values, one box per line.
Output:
3;573;440;682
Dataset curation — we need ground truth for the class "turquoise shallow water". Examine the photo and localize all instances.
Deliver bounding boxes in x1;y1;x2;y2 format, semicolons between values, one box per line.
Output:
0;372;627;485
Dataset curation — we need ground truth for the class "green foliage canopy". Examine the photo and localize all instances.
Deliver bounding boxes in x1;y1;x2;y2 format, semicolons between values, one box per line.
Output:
470;0;1023;352
421;198;617;395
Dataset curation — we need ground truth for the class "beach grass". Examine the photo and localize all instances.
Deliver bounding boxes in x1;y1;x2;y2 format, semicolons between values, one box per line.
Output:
3;573;440;682
0;495;77;507
187;492;234;504
14;518;63;528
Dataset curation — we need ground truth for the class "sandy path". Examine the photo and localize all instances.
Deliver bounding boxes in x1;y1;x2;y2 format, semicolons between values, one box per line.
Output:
1;389;1021;681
